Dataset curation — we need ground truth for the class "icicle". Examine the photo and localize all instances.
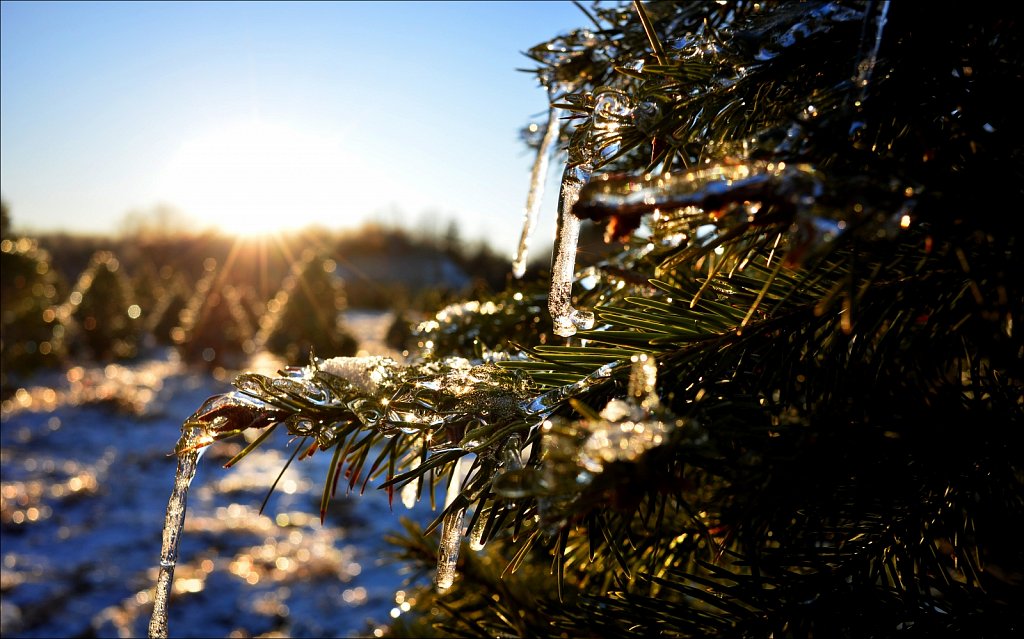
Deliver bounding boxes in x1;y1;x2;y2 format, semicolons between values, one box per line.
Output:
549;163;595;337
435;504;466;592
512;89;562;279
548;88;634;336
400;455;421;509
491;433;533;499
434;455;474;591
502;433;524;473
148;426;211;639
468;509;488;551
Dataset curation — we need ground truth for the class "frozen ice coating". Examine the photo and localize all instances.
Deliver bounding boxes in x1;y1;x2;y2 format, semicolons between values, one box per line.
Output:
317;356;397;395
590;88;634;161
855;0;890;101
573;162;823;225
578;356;673;475
549;164;595;337
435;505;466;592
512;92;562;279
148;427;209;639
523;360;620;417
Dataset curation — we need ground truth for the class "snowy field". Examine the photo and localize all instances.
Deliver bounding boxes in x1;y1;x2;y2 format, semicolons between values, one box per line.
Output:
0;310;435;638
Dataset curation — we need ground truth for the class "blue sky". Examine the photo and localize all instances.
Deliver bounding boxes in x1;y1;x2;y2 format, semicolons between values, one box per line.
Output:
1;0;588;256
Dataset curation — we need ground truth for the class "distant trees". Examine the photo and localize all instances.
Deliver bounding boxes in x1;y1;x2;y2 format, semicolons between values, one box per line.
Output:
1;204;515;393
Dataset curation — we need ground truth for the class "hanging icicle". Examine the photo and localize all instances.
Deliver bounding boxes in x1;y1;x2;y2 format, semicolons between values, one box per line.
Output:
434;455;474;591
512;88;562;279
548;88;635;337
435;505;466;592
148;426;213;638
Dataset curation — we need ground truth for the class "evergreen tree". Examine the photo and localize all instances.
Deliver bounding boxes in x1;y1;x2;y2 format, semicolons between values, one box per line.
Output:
61;251;142;362
255;251;358;362
174;266;256;368
147;272;192;347
0;235;67;389
167;2;1022;637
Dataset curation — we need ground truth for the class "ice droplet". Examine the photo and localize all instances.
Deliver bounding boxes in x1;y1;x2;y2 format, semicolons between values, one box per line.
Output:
492;468;537;499
512;91;562;279
549;164;595;337
148;426;207;639
592;88;632;134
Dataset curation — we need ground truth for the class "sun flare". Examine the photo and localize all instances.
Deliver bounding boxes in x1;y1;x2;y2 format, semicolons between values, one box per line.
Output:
159;119;361;236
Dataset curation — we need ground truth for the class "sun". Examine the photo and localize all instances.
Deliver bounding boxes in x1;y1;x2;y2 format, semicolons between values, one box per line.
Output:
159;119;360;236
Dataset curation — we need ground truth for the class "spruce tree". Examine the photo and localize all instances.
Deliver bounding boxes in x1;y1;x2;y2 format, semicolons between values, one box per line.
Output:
163;2;1022;637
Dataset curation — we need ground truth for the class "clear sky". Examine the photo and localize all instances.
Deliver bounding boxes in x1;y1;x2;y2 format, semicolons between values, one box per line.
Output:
1;0;588;257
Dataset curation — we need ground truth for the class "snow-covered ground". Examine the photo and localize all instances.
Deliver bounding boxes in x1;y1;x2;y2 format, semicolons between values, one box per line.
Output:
0;310;434;638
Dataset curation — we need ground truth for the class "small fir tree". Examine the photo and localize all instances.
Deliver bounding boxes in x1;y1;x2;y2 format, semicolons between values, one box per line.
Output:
61;251;142;362
147;272;192;347
0;236;68;388
255;251;358;362
174;266;257;368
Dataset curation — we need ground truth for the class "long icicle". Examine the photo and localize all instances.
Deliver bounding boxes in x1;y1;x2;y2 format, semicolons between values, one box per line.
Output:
512;89;562;279
548;88;633;337
148;427;209;638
